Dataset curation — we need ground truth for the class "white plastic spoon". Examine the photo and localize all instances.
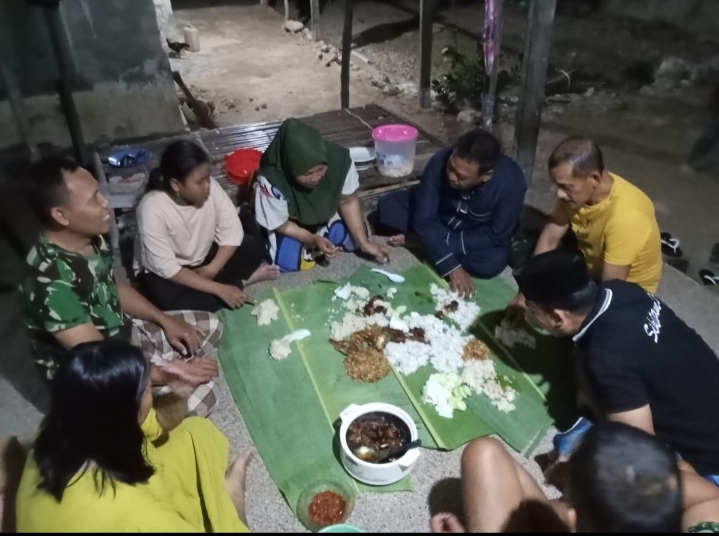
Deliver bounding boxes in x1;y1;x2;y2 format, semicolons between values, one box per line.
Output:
371;268;405;283
285;329;311;342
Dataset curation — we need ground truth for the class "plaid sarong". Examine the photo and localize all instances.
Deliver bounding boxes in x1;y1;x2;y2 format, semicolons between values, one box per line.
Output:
130;310;222;418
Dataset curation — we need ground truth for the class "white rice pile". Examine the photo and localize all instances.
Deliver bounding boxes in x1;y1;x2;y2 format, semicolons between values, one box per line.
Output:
331;313;369;340
430;283;480;332
388;315;409;333
385;340;430;375
269;329;311;361
250;299;279;326
461;360;517;413
269;338;292;360
334;283;371;312
326;280;524;417
332;304;469;375
494;319;536;349
330;311;391;340
406;313;469;374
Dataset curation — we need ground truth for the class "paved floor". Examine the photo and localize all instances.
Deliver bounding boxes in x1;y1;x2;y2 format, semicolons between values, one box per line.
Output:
2;234;718;532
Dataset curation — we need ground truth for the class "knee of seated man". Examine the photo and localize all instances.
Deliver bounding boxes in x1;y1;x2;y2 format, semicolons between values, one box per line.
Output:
462;437;505;471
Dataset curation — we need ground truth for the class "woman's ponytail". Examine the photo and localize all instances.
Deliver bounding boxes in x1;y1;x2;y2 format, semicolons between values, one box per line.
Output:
145;167;164;193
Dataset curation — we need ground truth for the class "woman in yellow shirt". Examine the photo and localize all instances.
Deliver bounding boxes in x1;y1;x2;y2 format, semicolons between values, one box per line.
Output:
16;340;252;532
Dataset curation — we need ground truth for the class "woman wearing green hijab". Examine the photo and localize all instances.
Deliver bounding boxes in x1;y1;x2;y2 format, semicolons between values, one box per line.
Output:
255;118;389;272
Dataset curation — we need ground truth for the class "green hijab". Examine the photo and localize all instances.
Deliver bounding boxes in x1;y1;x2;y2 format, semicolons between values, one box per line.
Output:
258;118;352;226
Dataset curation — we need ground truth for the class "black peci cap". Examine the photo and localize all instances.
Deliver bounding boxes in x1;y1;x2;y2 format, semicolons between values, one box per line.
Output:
513;249;590;305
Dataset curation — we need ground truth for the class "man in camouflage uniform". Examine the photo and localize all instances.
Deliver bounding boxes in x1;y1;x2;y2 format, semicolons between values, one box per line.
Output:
20;156;222;417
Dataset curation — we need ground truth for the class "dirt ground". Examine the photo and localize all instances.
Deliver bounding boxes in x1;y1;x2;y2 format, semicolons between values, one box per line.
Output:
169;0;719;287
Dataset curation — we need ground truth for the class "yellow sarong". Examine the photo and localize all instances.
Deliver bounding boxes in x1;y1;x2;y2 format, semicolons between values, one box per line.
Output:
16;409;249;532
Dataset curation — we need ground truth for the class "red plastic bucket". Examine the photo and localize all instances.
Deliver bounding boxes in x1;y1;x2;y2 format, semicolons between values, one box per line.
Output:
226;148;263;186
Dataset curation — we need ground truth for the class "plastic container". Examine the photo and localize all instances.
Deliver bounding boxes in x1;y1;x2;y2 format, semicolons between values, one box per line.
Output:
183;25;200;52
319;524;364;533
226;148;263;186
107;172;147;196
372;124;418;178
296;479;356;532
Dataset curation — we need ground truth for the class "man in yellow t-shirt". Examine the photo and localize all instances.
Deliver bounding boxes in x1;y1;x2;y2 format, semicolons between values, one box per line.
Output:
508;136;662;316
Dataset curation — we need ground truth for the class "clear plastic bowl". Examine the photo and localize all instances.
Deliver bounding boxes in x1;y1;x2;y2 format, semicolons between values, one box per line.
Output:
296;479;356;532
319;524;364;533
372;124;418;178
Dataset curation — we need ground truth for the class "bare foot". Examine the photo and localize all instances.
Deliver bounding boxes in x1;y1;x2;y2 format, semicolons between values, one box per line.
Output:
387;234;406;247
226;449;255;526
243;264;280;287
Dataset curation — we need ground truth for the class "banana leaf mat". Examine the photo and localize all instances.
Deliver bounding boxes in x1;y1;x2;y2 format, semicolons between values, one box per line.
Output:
218;264;575;511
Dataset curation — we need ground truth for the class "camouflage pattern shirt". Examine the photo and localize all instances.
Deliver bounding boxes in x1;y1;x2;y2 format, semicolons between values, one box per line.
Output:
20;235;131;377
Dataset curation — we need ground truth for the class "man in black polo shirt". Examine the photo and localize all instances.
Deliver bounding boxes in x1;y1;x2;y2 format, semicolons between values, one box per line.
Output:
513;249;719;483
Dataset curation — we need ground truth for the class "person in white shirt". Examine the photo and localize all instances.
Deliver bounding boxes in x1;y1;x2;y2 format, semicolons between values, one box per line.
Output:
255;118;389;272
136;141;277;312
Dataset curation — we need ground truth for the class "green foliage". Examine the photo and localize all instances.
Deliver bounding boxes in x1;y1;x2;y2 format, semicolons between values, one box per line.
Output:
432;44;519;112
432;44;486;112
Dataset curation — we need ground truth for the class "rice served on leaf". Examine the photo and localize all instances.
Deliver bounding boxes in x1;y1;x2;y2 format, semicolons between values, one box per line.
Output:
251;299;280;326
269;338;292;360
461;360;517;413
330;312;389;340
494;318;536;349
407;313;469;374
269;329;311;361
384;340;430;375
333;326;428;377
430;283;480;332
333;283;372;312
328;280;516;417
331;286;472;377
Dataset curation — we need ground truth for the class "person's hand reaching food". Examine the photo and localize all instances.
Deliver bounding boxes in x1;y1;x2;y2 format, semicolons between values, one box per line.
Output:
504;292;527;322
362;241;391;264
448;267;475;299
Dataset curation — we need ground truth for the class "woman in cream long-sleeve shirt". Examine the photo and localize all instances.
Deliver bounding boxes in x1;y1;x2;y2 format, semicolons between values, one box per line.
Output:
136;141;277;312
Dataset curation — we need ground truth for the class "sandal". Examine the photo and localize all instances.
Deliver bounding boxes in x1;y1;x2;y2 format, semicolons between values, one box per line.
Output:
699;269;719;286
552;417;594;460
660;232;683;258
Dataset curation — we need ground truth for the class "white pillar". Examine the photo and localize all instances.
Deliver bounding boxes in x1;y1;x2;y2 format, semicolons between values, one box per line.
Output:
153;0;177;42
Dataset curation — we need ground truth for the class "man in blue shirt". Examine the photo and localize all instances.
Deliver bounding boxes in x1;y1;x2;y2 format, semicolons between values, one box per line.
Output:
376;129;527;297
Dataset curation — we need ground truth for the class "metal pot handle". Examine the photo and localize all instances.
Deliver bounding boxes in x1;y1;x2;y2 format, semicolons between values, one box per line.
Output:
339;404;361;423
